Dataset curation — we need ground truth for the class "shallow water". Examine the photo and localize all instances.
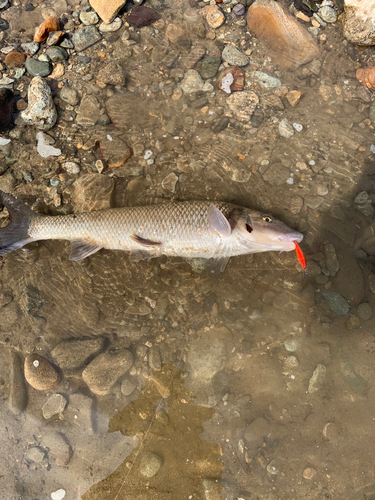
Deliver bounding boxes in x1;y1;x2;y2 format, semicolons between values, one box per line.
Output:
1;0;375;499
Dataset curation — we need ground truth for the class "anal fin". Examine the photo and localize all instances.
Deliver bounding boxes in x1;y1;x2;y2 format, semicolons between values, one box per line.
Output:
69;240;102;261
205;257;230;277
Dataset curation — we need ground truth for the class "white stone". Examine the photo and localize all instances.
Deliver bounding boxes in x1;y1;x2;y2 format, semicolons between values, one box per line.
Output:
319;5;337;23
21;77;57;131
0;137;10;145
279;119;294;138
64;162;80;174
99;17;122;32
51;489;66;500
293;123;303;132
37;132;61;158
220;72;234;93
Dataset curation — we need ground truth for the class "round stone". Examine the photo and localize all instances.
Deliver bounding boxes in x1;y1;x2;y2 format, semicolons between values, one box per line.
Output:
139;452;163;478
233;3;245;15
63;162;80;174
25;58;52;77
45;47;68;62
318;5;337;23
42;393;67;419
357;302;372;321
303;467;316;480
79;10;99;25
24;354;60;390
284;355;299;367
284;338;299;352
60;86;79;106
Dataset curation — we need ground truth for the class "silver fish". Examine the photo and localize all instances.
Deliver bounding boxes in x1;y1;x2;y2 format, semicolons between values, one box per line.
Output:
0;191;303;274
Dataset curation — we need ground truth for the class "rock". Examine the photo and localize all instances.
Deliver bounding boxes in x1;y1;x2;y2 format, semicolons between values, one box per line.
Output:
98;61;125;86
21;42;39;55
20;77;57;130
227;91;259;122
200;4;225;29
36;132;61;158
72;173;115;213
51;337;106;373
82;347;134;395
179;69;213;93
247;0;319;70
279;119;294;138
26;446;45;463
199;56;221;79
8;351;28;415
304;194;324;209
127;6;161;28
72;25;102;52
293;123;303;132
324;243;339;276
49;63;65;80
346;314;360;329
51;489;66;500
161;172;178;192
63;162;80;174
244;416;271;450
321;291;350;315
286;90;303;107
24;354;60;391
4;51;25;67
98;135;131;167
233;4;245;16
80;11;99;25
34;16;60;43
319;5;337;23
46;31;65;46
187;327;228;380
0;88;14;132
45;47;68;63
222;45;249;66
303;467;316;480
25;58;52;77
217;66;244;93
90;0;126;24
357;302;372;320
139;452;163;478
262;163;290;186
180;45;206;70
210;116;230;133
308;363;326;393
251;71;281;88
60;87;79;106
343;0;375;46
354;191;368;204
284;355;299;368
41;432;72;466
121;377;137;396
98;17;122;32
76;94;101;126
165;23;186;44
42;393;67;419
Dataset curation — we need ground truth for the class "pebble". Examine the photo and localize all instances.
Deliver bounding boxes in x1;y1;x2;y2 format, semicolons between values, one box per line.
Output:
284;355;299;368
286;90;303;106
21;42;39;55
51;489;66;500
99;135;131;167
41;432;72;466
180;45;206;70
97;61;125;86
303;467;316;480
179;69;213;93
262;163;290;186
199;56;221;79
45;47;68;62
80;11;99;25
354;191;368;204
139;452;163;478
200;4;225;29
293;123;303;132
210;116;230;133
5;51;25;67
251;71;281;88
98;17;122;32
227;91;259;122
233;3;245;15
42;393;67;419
222;44;249;66
72;25;102;52
318;5;337;23
8;350;28;415
63;162;80;175
308;363;326;393
321;291;350;315
346;314;360;330
357;302;372;321
26;446;45;463
284;338;299;352
82;347;134;395
25;58;52;77
89;0;127;24
24;354;60;391
303;194;324;209
121;377;137;396
162;172;178;192
46;31;64;46
60;86;79;106
37;132;61;158
128;5;161;27
76;94;101;126
34;16;60;43
187;327;228;380
279;118;294;138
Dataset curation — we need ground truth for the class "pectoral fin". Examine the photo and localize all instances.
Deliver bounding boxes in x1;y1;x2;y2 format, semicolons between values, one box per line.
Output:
207;205;231;238
205;256;230;277
69;240;102;261
130;233;162;247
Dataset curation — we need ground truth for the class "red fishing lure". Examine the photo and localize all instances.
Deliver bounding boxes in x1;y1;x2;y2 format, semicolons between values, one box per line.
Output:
294;241;308;278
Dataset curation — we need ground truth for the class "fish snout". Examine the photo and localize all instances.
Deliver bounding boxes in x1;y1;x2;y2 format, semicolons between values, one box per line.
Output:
277;231;304;244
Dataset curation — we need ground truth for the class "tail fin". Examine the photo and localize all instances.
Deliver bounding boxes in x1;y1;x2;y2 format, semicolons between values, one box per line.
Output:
0;190;39;255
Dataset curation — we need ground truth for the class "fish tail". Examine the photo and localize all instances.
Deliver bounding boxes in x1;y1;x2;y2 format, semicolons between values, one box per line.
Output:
0;190;39;255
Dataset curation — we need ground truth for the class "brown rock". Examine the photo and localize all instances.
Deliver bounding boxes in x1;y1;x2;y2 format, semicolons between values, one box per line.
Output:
34;16;60;43
127;5;161;27
97;61;126;86
200;4;225;29
227;91;259;122
4;51;26;68
98;135;131;167
90;0;126;24
286;90;303;106
247;0;319;70
217;66;244;93
46;31;65;46
24;354;60;391
165;23;186;44
356;67;375;89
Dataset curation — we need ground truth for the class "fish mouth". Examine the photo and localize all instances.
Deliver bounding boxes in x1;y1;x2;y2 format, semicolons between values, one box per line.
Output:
277;232;304;244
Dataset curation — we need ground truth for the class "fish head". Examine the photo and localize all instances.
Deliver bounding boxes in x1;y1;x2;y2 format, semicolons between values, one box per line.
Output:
231;208;303;252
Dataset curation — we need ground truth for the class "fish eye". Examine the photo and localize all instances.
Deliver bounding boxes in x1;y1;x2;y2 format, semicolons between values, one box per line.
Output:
263;215;272;223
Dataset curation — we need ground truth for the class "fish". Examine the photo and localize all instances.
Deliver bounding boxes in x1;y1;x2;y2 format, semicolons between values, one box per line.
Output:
0;190;303;275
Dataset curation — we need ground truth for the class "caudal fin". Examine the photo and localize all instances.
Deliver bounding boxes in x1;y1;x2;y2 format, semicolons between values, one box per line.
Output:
0;190;39;255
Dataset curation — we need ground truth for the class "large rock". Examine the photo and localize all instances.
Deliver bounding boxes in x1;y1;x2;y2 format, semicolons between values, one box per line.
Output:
20;77;57;131
90;0;127;24
247;0;319;70
344;0;375;46
51;337;106;373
